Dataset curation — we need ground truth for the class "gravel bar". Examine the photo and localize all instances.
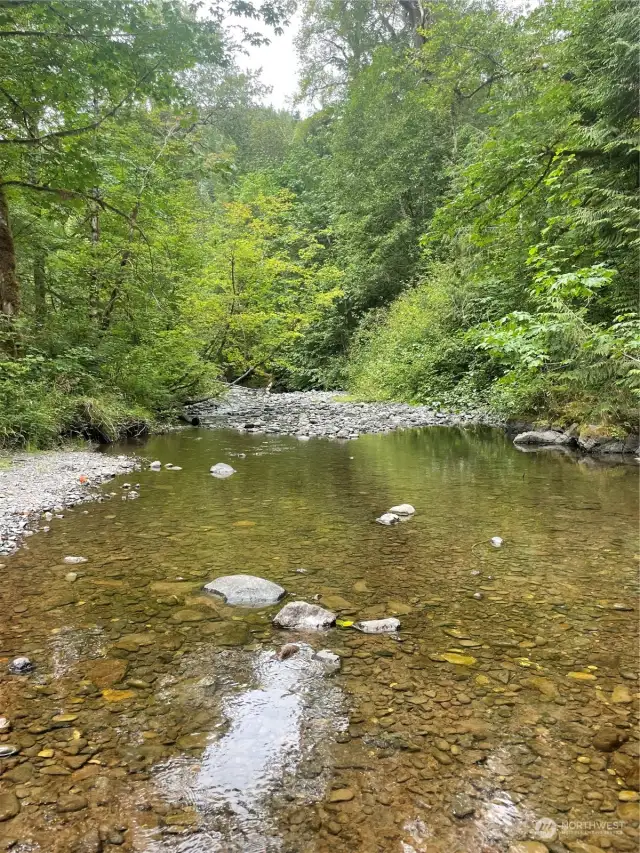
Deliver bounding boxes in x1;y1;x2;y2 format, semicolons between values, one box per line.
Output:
0;450;139;555
185;387;499;438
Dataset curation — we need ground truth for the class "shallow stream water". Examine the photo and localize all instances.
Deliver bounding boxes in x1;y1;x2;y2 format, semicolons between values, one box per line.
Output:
0;426;638;853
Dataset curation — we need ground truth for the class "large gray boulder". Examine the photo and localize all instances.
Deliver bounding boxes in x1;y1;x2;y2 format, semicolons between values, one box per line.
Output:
273;601;336;631
204;574;286;607
513;430;573;447
578;426;639;454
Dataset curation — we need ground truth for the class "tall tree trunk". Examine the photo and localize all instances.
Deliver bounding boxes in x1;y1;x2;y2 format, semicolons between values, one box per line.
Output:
399;0;427;48
0;183;19;317
88;190;101;322
99;202;139;331
33;251;46;320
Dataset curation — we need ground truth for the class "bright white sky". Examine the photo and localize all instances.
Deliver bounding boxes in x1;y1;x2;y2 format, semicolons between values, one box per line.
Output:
232;10;302;110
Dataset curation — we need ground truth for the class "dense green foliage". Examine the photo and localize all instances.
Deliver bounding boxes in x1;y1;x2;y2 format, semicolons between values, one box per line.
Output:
0;0;637;446
298;0;639;426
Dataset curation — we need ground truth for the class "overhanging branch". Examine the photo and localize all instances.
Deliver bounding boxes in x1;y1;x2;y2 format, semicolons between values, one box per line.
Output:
0;62;161;146
0;180;149;242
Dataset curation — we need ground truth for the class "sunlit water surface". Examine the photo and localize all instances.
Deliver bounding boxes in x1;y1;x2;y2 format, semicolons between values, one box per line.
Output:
0;426;637;853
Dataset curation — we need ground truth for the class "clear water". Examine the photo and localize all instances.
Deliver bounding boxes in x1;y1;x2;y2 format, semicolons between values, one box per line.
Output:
0;426;637;853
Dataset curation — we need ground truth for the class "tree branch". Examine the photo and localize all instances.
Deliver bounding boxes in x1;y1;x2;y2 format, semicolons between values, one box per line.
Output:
0;62;161;146
496;153;556;217
0;180;148;241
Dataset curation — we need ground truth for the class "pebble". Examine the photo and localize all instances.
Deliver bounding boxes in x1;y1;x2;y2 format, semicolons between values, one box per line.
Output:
451;794;475;818
57;794;88;813
611;684;632;703
329;788;355;803
0;792;20;821
64;556;87;564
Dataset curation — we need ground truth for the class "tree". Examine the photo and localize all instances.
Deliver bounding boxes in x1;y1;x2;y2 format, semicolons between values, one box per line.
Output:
295;0;410;104
0;0;295;318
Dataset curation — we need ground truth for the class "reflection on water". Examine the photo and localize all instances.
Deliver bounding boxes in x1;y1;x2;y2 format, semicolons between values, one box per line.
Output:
0;425;637;853
154;646;345;852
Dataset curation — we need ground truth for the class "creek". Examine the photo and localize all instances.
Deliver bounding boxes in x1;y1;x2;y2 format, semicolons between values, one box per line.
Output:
0;425;637;853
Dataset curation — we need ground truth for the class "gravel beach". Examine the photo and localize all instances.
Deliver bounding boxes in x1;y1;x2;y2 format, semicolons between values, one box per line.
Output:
185;386;498;438
0;450;139;555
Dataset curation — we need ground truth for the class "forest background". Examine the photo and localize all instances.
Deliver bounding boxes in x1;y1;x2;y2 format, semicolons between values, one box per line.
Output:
0;0;637;446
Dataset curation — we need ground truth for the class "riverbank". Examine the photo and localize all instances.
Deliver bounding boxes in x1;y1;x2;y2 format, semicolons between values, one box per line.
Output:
185;387;639;457
0;450;139;556
185;386;500;438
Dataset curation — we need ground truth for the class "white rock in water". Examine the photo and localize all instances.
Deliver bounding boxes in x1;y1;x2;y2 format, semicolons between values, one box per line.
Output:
354;617;400;634
389;504;416;516
64;572;78;583
9;656;34;674
64;556;87;564
210;463;236;478
273;601;336;631
314;649;341;670
490;537;503;548
149;461;162;470
204;574;286;607
376;513;400;526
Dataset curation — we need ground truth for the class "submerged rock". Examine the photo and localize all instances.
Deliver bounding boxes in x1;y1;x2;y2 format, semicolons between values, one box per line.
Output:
149;460;162;470
513;430;574;447
9;656;34;674
314;649;341;671
204;574;286;607
273;601;336;631
354;617;400;634
0;792;20;821
592;727;629;752
64;555;87;564
210;463;236;478
451;794;475;819
490;536;503;548
376;513;400;526
276;643;300;660
389;503;415;516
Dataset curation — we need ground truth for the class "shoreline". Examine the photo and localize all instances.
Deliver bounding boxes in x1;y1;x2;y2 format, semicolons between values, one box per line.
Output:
185;387;639;457
1;389;636;555
0;449;139;556
184;386;502;438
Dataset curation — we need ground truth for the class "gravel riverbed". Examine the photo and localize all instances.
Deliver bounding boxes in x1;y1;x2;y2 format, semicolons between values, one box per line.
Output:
185;386;499;438
0;451;139;555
